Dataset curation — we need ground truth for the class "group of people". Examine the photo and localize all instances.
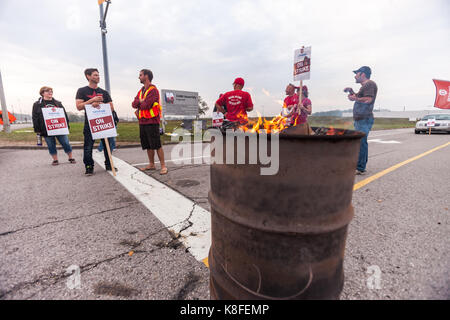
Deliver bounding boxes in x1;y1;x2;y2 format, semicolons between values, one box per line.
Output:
32;68;168;176
213;77;313;128
32;65;377;176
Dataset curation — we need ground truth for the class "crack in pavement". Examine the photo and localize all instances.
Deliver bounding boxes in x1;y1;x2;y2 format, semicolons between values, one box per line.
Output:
0;247;159;300
0;205;133;237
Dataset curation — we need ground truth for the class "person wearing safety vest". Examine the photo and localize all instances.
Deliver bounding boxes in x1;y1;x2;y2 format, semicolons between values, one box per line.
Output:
132;69;168;175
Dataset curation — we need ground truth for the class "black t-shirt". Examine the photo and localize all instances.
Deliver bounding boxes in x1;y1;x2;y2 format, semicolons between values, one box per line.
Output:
43;99;57;108
75;86;112;125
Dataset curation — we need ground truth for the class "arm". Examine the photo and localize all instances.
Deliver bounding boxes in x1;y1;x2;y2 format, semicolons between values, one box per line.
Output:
348;94;373;104
299;99;312;115
32;102;40;133
215;103;226;114
76;96;103;111
132;94;140;109
139;89;158;110
246;94;254;112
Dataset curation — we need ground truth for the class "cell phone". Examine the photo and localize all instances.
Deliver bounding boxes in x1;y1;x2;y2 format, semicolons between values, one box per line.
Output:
344;88;355;95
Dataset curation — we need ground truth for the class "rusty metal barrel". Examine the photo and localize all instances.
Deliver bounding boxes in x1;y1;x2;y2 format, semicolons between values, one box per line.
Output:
208;127;364;300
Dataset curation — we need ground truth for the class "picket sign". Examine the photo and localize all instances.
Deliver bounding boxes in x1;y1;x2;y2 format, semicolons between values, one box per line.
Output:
42;107;69;136
294;46;311;117
212;112;224;127
85;103;117;176
426;118;436;135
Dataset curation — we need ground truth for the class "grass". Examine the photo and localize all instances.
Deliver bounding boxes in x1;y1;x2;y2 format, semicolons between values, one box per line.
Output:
0;117;415;144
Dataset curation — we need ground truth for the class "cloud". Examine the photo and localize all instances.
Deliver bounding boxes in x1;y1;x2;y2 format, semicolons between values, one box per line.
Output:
0;0;449;119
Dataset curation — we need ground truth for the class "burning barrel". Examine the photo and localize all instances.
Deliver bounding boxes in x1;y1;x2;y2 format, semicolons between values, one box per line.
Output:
208;126;364;300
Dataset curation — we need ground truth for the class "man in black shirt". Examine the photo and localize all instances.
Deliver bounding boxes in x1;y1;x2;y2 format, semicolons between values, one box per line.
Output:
76;68;116;175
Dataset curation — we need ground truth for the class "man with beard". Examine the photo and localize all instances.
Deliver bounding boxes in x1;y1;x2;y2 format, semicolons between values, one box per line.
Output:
344;66;378;175
75;68;116;176
132;69;168;175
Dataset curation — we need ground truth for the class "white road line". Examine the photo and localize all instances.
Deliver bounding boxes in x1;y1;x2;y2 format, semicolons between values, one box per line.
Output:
132;155;210;167
93;152;211;262
368;139;401;144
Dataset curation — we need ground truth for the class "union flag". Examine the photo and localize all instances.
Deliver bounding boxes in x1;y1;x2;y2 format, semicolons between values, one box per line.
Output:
433;79;450;109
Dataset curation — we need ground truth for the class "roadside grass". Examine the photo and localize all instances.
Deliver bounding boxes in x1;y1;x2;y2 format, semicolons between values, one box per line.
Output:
0;117;416;144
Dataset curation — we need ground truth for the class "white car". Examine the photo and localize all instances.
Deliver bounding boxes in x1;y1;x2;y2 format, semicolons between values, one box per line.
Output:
415;114;450;134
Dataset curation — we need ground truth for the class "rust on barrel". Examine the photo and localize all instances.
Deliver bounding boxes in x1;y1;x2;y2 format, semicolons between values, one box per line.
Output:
208;126;364;300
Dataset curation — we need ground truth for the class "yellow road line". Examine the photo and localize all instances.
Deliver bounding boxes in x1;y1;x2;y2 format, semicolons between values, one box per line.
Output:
201;142;450;268
354;141;450;191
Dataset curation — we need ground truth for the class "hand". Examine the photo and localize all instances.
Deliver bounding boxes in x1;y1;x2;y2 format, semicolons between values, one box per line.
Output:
92;96;103;103
92;102;101;108
348;94;356;101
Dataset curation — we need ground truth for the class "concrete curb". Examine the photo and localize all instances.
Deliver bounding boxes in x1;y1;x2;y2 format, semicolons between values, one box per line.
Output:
0;140;205;150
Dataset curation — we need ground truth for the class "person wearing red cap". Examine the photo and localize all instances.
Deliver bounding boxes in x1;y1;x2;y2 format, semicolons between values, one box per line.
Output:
281;84;312;126
215;77;253;124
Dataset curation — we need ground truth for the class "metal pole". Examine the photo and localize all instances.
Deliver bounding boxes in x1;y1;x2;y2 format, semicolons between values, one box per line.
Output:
0;70;11;133
99;2;111;94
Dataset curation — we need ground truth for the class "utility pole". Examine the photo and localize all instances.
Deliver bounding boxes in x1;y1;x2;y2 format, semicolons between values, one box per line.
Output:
99;0;111;94
0;70;11;133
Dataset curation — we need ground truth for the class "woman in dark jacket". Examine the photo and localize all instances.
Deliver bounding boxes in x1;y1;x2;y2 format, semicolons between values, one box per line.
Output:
32;86;75;165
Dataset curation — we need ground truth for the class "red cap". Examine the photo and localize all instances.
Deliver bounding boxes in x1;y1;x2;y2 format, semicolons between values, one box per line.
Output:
233;77;245;86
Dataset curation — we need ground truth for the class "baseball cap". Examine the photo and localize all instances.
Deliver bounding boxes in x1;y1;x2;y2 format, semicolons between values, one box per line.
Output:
233;77;245;86
353;66;371;78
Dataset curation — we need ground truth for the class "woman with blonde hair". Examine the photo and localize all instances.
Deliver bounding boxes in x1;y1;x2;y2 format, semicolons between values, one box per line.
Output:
32;86;75;165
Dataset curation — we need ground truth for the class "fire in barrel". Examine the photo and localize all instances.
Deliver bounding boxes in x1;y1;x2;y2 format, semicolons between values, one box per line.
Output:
208;116;364;300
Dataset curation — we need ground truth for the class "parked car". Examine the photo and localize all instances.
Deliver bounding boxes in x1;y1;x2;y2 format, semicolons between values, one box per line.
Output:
415;114;450;134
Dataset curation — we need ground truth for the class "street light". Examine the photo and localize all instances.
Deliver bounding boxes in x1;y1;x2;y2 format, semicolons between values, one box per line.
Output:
98;0;112;94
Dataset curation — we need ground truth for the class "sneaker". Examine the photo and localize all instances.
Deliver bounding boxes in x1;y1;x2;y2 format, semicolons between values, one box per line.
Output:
85;165;94;176
356;170;366;175
105;165;118;172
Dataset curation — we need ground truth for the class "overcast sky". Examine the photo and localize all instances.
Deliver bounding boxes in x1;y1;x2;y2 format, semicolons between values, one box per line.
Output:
0;0;449;118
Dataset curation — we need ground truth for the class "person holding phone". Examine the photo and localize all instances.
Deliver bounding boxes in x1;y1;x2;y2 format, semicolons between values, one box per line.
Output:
344;66;378;175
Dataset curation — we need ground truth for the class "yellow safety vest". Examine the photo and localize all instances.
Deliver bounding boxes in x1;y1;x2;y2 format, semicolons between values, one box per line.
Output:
137;86;162;119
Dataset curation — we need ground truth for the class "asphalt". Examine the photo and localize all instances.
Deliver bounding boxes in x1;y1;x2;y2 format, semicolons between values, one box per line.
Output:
0;128;449;300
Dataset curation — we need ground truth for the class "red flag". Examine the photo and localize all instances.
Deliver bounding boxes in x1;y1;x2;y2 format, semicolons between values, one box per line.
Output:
0;111;16;125
433;79;450;109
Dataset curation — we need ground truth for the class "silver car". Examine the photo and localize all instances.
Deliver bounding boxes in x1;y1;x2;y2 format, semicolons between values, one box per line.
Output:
415;114;450;134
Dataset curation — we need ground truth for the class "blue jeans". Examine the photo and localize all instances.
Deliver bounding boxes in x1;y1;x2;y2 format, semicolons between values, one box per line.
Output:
98;137;116;152
44;135;72;155
354;117;374;172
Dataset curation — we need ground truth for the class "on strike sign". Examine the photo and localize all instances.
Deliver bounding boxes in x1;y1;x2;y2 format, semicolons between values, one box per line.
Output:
85;104;117;140
42;107;69;136
293;46;311;81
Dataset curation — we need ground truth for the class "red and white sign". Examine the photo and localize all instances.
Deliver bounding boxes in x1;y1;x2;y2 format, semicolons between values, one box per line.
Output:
426;118;436;127
85;104;117;140
433;79;450;109
42;107;69;136
293;46;311;81
212;112;224;127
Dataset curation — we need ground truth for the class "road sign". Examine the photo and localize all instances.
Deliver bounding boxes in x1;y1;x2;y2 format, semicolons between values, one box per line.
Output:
161;89;198;119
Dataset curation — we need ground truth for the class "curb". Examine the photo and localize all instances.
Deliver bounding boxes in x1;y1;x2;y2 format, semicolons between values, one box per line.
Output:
0;140;206;150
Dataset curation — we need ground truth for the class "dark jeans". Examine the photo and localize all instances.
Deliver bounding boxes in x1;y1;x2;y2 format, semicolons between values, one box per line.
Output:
354;117;374;172
83;126;111;168
98;137;116;152
44;135;72;155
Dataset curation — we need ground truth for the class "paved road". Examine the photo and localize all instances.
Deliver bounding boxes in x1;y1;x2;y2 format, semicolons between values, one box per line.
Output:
0;128;449;299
